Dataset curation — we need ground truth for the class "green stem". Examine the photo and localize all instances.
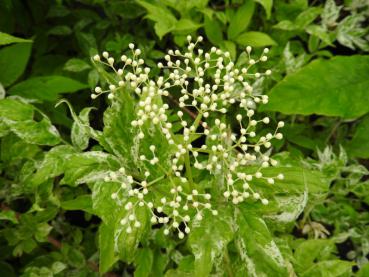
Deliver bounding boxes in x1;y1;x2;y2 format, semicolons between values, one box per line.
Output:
185;112;203;189
223;248;234;277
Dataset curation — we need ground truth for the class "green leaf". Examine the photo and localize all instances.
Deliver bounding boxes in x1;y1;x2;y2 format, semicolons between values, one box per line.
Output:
273;20;296;31
61;195;93;213
293;240;333;272
346;114;369;158
62;244;86;268
273;7;322;31
8;76;88;102
0;262;16;277
0;261;17;277
254;0;273;19
136;0;177;39
174;19;202;34
51;262;67;274
0;32;31;46
99;223;118;273
188;209;233;277
295;7;322;29
30;145;76;187
0;210;18;224
357;263;369;277
220;40;236;60
34;222;52;242
0;83;4;99
0;42;32;87
63;58;91;72
48;25;72;36
262;56;369;118
134;248;154;277
204;15;223;46
227;1;255;40
301;260;352;277
235;209;288;276
235;31;277;47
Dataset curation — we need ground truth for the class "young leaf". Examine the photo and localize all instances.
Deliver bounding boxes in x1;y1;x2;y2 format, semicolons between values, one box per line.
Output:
220;40;236;60
254;0;273;19
174;19;202;34
204;15;223;46
63;58;91;72
235;31;277;47
136;0;177;39
262;55;369;118
227;1;255;40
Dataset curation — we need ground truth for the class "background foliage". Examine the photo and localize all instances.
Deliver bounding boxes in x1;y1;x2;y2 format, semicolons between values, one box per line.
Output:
0;0;369;276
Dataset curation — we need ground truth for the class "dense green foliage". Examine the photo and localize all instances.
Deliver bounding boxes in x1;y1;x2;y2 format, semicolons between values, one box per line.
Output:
0;0;369;276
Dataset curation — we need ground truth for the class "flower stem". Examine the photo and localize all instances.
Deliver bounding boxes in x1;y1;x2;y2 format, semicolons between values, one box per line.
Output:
185;151;194;190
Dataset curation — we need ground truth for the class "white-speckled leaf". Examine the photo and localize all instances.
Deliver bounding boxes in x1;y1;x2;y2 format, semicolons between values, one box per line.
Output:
188;208;234;277
61;151;120;186
235;208;289;277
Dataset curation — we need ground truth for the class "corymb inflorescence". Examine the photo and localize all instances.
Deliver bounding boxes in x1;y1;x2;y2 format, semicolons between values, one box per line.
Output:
92;36;284;238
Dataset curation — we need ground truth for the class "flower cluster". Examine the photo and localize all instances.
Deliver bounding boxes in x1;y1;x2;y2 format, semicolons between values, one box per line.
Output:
92;36;284;238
